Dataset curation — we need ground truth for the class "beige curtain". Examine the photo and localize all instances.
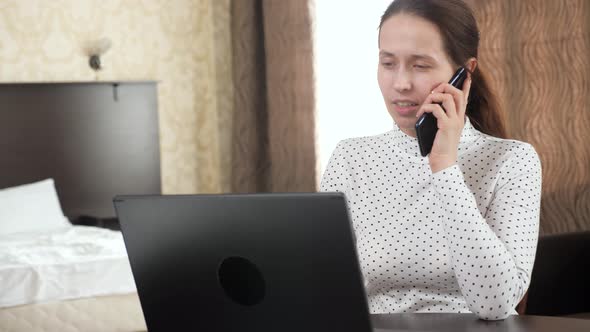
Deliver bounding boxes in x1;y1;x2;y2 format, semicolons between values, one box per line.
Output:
466;0;590;234
230;0;317;193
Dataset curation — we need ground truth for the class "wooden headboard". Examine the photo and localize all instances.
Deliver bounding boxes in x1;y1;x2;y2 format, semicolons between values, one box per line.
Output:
0;82;161;220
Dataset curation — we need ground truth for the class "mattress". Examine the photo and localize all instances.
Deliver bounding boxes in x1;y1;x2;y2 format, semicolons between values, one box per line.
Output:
0;293;146;332
0;226;136;308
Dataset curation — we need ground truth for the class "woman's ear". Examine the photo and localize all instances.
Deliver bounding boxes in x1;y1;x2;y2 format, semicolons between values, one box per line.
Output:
466;58;478;73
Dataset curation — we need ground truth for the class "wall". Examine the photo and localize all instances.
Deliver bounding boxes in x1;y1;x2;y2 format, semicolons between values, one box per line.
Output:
0;0;233;194
467;0;590;233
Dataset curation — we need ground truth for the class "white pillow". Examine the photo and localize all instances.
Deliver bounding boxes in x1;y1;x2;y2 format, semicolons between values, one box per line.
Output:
0;179;71;236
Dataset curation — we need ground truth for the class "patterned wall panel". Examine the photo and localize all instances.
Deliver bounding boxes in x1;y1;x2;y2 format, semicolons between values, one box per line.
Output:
466;0;590;234
0;0;232;194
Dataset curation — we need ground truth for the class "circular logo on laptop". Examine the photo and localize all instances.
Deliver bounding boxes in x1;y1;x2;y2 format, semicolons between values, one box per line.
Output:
217;256;266;306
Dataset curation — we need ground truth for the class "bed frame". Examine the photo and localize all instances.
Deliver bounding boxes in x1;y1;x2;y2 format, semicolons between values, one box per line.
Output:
0;82;161;224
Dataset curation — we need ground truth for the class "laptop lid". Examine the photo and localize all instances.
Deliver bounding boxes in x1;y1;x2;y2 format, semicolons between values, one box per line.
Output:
114;193;373;332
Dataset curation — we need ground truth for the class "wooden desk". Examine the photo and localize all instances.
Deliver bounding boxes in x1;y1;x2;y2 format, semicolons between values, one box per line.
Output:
371;313;590;332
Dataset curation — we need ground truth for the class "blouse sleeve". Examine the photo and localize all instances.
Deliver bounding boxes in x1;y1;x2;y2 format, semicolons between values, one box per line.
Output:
431;143;542;320
319;141;351;195
319;140;363;255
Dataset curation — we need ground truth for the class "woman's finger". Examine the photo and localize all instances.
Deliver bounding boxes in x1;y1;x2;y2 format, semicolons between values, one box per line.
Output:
427;93;457;119
416;103;448;125
432;83;464;117
415;94;434;119
430;105;448;128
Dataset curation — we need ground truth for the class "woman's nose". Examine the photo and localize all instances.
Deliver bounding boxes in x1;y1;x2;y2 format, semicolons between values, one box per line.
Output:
393;71;412;92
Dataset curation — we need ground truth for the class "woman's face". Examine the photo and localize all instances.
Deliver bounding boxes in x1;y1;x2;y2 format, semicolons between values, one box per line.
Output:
378;13;456;136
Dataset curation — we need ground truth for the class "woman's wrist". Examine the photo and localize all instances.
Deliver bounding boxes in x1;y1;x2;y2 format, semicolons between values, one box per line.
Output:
429;155;457;173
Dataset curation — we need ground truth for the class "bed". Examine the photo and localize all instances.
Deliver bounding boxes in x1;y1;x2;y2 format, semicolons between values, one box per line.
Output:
0;82;158;331
0;223;146;331
0;293;145;332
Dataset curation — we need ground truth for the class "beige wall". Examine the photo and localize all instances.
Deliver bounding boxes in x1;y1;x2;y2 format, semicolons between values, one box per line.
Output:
0;0;233;194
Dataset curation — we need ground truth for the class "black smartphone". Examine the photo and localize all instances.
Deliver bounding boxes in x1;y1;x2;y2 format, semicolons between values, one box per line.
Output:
415;67;468;157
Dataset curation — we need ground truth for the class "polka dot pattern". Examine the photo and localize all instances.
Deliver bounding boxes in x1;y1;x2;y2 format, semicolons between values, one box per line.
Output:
319;119;542;320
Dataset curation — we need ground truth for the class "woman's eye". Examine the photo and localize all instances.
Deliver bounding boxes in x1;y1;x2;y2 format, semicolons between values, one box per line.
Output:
381;62;394;68
414;64;430;69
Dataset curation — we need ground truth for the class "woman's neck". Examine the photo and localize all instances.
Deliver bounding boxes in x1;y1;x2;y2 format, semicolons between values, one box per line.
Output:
400;127;417;138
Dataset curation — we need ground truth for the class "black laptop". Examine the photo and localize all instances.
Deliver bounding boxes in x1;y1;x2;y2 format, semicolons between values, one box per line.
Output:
114;193;386;332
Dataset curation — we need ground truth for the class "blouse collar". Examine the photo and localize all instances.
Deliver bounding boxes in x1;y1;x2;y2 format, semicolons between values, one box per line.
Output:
385;117;482;163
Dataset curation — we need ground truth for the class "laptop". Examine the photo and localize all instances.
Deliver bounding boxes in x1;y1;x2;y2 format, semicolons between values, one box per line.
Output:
114;193;395;332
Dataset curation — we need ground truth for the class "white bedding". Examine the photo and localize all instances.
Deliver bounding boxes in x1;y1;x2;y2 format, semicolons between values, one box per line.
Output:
0;225;136;308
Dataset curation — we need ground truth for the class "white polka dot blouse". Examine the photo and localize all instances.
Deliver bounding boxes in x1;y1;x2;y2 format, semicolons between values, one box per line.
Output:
320;118;542;320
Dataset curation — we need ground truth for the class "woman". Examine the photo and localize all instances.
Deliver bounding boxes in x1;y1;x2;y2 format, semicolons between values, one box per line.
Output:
320;0;542;321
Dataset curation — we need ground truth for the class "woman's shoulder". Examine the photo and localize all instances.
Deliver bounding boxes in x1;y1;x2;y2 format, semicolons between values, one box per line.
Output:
480;134;537;151
329;131;394;162
335;131;393;151
476;134;541;168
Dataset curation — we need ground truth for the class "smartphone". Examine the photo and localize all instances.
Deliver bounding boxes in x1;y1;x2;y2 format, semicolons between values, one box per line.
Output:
415;67;468;157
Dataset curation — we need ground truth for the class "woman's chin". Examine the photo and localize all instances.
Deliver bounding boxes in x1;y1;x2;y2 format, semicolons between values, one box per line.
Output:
393;119;418;137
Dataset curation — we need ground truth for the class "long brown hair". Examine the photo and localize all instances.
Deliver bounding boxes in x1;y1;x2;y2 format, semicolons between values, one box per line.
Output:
379;0;507;138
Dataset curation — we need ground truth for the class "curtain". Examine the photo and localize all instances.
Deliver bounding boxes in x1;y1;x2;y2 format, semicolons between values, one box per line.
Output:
230;0;317;193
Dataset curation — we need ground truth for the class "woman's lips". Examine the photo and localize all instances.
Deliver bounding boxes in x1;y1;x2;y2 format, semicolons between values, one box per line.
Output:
392;101;420;116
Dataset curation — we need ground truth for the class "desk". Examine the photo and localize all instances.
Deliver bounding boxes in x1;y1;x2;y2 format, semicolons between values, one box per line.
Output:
371;313;590;332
